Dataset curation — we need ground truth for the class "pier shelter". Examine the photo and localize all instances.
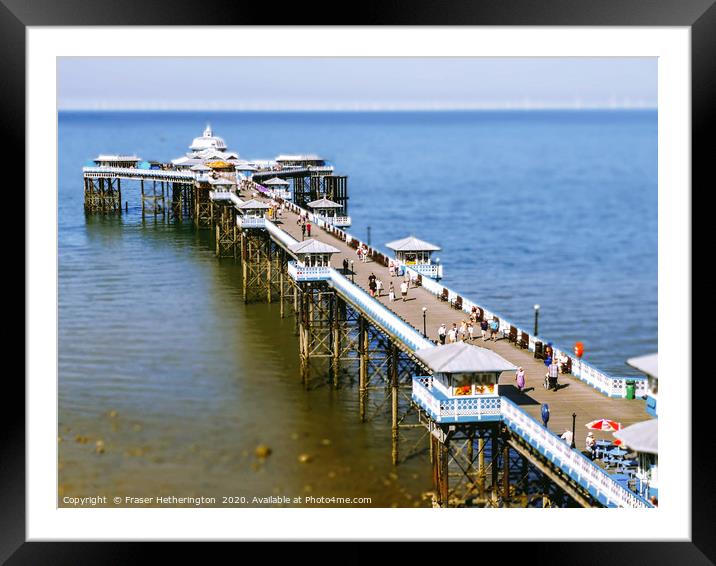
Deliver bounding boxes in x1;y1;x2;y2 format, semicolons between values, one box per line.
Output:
307;197;351;227
412;342;515;423
263;176;292;200
614;418;658;500
386;236;443;280
237;199;270;229
93;154;141;168
287;239;340;282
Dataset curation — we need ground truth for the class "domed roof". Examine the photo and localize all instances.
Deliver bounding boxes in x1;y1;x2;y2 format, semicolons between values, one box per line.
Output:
189;124;228;152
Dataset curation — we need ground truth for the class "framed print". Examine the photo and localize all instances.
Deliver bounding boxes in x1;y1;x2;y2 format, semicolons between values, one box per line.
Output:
7;0;711;561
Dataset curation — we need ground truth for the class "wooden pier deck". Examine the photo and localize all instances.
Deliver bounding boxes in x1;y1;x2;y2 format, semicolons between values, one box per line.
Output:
249;188;651;454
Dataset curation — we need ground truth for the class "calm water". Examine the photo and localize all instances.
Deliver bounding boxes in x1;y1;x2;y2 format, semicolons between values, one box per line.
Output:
58;110;657;506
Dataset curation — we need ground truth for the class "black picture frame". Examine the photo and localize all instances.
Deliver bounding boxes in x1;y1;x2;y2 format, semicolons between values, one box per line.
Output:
6;0;709;561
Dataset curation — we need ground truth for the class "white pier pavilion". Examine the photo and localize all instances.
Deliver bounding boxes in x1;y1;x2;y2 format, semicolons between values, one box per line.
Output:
287;239;340;282
307;197;351;227
386;236;443;280
412;342;515;423
236;199;270;229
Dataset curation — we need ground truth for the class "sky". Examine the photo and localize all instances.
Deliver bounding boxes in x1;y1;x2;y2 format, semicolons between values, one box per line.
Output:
58;57;657;111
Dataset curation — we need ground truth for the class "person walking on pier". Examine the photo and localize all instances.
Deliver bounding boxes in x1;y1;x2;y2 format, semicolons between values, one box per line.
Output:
447;325;457;344
368;273;377;297
376;278;383;297
546;358;560;391
459;320;468;341
515;367;526;392
400;280;408;301
389;260;396;278
481;319;489;341
301;221;306;240
388;282;395;302
306;221;312;237
438;323;447;345
489;318;499;341
467;321;474;341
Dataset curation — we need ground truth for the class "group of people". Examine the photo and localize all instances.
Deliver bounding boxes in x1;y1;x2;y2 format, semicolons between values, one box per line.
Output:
367;273;384;298
297;215;312;239
356;243;370;263
436;308;501;346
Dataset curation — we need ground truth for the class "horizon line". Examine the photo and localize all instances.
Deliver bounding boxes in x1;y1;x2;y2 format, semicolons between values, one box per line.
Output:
59;105;658;113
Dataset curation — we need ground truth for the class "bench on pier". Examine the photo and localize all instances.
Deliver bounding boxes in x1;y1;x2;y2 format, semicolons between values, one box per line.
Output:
439;288;449;302
519;331;529;349
508;325;518;344
450;295;463;310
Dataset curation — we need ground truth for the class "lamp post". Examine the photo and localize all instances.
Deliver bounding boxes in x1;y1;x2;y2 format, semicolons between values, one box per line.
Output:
349;260;354;284
422;307;427;338
367;225;371;246
533;304;540;336
571;412;577;449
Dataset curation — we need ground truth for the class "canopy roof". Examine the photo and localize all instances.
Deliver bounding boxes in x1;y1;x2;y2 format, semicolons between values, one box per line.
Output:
613;419;658;455
307;197;341;209
414;342;516;374
94;154;140;162
206;160;234;169
627;353;658;379
263;177;290;186
276;154;323;162
289;239;340;255
190;164;211;171
237;199;270;210
386;236;441;252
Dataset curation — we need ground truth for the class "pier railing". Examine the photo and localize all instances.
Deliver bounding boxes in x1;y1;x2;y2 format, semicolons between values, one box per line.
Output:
237;216;266;229
83;166;195;183
412;377;502;423
329;268;434;353
500;398;651;508
287;261;332;282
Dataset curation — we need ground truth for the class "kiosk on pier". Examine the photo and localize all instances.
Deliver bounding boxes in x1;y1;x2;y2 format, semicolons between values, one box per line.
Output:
237;199;270;229
307;197;351;227
386;236;443;280
287;239;340;282
411;342;515;423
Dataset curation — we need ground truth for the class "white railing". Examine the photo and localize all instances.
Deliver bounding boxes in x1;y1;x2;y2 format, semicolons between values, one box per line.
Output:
499;398;651;508
412;378;501;422
318;215;352;227
287;261;332;282
329;268;434;352
401;262;443;280
237;216;265;229
83;166;194;182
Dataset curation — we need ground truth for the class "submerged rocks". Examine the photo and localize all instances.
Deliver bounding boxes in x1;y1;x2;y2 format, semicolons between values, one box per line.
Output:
255;444;272;459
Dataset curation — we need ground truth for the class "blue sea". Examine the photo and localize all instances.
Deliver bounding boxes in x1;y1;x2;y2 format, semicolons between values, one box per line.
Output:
58;110;657;504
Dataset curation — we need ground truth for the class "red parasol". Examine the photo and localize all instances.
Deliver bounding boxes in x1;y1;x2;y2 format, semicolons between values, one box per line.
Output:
585;419;623;432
